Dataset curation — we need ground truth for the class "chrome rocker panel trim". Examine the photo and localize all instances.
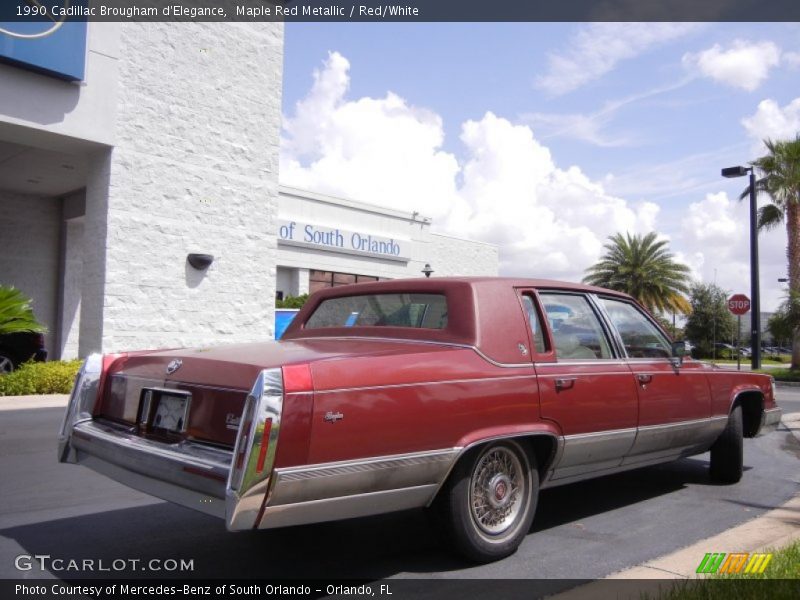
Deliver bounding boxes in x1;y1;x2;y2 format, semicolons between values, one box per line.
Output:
260;449;460;529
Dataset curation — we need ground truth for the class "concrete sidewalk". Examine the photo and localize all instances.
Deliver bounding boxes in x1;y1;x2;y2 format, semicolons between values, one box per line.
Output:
553;412;800;598
0;394;69;411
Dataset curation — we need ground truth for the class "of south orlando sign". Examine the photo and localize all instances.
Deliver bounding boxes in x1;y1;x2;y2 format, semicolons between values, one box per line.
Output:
277;219;410;263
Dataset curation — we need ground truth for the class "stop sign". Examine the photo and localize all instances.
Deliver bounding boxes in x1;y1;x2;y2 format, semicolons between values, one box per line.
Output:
728;294;751;315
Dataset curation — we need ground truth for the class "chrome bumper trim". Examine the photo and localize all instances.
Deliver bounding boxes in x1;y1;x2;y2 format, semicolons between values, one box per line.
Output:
67;419;231;515
759;407;782;435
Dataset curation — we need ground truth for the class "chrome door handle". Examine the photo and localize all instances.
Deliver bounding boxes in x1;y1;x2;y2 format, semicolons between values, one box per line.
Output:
637;374;653;385
555;378;576;391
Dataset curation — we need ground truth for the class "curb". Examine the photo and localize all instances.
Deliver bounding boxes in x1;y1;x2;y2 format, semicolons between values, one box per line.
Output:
775;380;800;388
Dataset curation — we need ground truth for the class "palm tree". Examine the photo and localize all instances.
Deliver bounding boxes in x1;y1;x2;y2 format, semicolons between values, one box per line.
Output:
0;286;46;336
583;232;692;315
742;135;800;369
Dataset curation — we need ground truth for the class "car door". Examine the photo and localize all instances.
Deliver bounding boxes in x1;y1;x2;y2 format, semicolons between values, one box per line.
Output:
595;296;717;464
525;290;639;483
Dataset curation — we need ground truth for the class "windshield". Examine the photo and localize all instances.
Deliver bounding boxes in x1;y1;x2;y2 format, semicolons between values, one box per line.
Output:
305;293;448;330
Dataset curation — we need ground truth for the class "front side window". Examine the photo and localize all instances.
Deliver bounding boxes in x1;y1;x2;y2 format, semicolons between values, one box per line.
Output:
305;293;448;330
599;297;671;359
539;293;612;360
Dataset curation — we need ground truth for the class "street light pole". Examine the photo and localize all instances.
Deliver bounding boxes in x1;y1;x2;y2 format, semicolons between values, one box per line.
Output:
721;165;761;370
748;168;761;370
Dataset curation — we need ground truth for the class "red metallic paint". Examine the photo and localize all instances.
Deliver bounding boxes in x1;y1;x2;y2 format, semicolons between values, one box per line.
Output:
537;363;639;435
629;359;712;426
94;278;774;477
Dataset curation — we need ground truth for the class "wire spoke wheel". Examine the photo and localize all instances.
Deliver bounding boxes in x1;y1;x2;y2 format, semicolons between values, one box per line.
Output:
439;439;539;562
470;445;527;536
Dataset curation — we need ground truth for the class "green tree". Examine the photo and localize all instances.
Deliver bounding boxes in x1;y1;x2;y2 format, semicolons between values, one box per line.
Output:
742;135;800;368
684;283;736;359
767;310;792;349
0;286;46;336
583;232;692;315
766;290;800;351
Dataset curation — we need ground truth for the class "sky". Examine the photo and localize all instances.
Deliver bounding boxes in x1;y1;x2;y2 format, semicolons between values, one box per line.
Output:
279;22;800;312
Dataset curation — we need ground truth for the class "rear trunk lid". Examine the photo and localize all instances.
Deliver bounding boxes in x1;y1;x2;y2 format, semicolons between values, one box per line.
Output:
97;338;454;448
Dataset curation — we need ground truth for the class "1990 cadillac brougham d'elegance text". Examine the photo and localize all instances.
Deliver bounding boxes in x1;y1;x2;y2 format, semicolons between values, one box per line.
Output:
58;278;781;561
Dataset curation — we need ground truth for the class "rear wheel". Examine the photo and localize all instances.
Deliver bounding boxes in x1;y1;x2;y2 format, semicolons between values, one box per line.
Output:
441;440;538;562
710;405;743;483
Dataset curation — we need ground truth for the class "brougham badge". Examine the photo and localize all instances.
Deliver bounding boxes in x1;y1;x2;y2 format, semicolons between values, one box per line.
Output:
166;359;183;375
324;411;344;423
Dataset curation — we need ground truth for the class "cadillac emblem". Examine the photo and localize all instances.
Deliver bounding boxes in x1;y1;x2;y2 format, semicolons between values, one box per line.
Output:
166;359;183;375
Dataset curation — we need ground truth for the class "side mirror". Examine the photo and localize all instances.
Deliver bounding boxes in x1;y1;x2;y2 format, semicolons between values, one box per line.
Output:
671;341;686;367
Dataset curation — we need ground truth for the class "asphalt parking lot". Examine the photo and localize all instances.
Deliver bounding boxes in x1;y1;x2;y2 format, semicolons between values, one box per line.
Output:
0;389;798;589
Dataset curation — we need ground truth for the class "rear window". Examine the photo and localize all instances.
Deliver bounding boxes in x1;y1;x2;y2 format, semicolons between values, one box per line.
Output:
305;293;448;330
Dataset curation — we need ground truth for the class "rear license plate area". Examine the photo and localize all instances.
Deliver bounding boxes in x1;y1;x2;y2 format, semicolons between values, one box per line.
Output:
138;388;191;436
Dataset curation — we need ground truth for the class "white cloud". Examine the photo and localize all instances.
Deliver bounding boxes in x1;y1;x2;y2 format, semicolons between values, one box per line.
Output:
679;191;787;311
522;111;634;147
282;53;660;283
523;76;694;147
682;40;780;91
742;98;800;148
535;23;701;96
784;51;800;69
283;52;791;311
281;51;465;222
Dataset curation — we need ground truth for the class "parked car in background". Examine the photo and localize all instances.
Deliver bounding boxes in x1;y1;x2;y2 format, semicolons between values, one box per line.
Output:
0;331;47;374
58;278;781;562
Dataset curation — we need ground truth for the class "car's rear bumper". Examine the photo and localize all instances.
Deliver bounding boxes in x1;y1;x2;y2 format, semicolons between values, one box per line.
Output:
58;357;276;531
62;419;230;519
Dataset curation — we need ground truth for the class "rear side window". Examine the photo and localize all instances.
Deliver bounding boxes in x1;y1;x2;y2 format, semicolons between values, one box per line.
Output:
305;293;448;330
599;297;671;359
539;293;612;360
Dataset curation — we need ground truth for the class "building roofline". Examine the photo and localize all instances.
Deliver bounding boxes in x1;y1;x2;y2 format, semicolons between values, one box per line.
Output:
279;185;432;224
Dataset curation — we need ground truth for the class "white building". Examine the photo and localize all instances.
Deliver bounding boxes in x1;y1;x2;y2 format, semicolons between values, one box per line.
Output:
276;186;497;299
0;23;496;360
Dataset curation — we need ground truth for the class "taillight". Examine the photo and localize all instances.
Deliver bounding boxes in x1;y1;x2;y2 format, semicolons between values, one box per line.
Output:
58;353;103;461
226;368;284;530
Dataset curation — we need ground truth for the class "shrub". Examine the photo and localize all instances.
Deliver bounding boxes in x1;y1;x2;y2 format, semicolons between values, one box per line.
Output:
277;294;309;309
0;360;82;396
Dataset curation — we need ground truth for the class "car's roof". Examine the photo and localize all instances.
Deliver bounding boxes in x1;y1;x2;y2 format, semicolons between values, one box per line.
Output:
283;276;640;364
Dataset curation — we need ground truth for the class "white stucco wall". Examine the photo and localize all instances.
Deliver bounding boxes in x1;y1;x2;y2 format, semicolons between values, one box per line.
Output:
0;191;60;354
428;232;499;277
61;218;83;360
91;23;284;352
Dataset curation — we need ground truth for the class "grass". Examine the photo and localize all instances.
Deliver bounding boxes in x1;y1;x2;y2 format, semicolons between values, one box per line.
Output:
650;540;800;599
0;359;82;396
755;367;800;382
706;355;790;365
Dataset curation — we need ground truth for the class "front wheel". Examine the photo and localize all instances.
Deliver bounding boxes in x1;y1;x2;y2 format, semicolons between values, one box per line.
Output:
440;440;538;562
710;405;743;483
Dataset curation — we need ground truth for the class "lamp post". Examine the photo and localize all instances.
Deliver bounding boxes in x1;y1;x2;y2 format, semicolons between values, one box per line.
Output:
721;165;760;369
